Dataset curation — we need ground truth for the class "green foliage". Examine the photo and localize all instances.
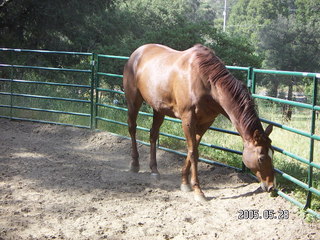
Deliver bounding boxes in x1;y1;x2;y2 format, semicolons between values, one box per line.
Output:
227;0;320;102
228;0;287;43
0;0;118;51
0;0;260;69
2;0;319;73
259;14;320;73
228;0;320;72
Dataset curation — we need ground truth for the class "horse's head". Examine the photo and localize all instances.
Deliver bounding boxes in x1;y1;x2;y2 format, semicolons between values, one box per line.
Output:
242;125;275;192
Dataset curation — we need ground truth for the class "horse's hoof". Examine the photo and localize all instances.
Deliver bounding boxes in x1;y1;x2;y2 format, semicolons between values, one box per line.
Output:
130;165;140;173
150;173;160;181
180;184;192;192
194;193;207;202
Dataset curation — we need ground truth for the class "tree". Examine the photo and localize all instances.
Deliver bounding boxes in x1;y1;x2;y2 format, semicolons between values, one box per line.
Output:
258;15;297;120
258;5;320;119
228;0;289;48
295;0;320;72
0;0;118;51
0;0;261;70
258;2;320;72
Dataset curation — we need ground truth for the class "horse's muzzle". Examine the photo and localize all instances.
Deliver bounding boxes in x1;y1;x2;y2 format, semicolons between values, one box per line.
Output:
260;182;275;192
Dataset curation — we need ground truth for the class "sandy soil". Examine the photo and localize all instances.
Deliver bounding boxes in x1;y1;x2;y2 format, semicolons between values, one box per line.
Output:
0;118;319;240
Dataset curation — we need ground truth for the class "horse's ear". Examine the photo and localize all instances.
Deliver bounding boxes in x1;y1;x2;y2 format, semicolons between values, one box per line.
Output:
265;124;273;136
253;130;261;145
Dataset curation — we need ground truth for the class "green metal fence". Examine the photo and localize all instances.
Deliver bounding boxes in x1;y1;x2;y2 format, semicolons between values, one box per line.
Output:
0;48;94;128
249;69;320;218
0;48;319;218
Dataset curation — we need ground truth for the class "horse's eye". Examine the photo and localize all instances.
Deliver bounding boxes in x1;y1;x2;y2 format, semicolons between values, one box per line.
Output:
258;155;266;164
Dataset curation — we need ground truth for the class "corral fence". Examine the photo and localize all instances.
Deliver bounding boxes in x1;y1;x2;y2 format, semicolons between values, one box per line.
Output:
0;48;319;218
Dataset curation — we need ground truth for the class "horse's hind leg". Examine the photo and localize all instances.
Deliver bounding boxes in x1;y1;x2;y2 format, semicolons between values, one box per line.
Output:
149;110;164;179
126;92;143;173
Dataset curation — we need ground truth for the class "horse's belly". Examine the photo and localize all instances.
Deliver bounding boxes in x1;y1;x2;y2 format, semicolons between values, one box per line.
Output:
138;78;181;118
147;98;181;119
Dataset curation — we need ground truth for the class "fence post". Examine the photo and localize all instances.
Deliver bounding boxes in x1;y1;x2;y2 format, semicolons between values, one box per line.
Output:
90;53;97;130
305;75;318;209
247;67;253;93
95;55;100;130
9;64;14;120
242;67;254;172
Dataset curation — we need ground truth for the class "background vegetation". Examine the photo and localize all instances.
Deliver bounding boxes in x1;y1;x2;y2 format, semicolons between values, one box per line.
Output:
1;0;319;95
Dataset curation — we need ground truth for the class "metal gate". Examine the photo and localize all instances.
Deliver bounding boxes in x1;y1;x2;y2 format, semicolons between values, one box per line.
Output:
0;47;319;218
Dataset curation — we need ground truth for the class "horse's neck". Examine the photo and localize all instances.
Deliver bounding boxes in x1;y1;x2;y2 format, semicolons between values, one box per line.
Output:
212;84;263;142
235;115;263;142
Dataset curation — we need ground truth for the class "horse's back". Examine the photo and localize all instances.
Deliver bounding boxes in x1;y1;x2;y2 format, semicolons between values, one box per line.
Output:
125;44;186;77
124;44;196;116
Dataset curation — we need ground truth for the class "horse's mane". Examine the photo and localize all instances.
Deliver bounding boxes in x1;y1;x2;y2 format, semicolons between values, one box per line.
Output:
193;44;261;135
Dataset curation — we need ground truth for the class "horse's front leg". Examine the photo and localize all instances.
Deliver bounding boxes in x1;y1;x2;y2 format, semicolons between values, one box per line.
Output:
181;121;213;195
181;156;192;192
181;114;206;201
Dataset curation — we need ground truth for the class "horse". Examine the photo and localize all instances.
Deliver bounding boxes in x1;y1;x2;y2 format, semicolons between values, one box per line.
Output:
123;44;275;201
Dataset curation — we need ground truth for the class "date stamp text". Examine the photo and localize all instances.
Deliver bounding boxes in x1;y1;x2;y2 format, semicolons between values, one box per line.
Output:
237;209;289;220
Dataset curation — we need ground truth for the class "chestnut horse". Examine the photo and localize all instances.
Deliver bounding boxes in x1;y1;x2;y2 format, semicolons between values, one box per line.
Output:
123;44;275;201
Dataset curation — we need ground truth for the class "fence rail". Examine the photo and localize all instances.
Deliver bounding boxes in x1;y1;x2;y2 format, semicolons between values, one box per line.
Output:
0;47;319;218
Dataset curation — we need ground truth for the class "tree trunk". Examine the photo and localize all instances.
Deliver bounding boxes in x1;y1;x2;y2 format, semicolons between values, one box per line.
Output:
283;77;294;121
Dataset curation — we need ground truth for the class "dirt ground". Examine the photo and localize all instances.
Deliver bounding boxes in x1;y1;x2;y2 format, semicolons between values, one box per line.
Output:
0;118;319;240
